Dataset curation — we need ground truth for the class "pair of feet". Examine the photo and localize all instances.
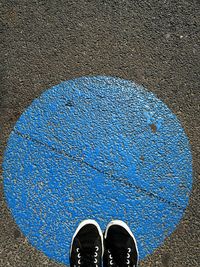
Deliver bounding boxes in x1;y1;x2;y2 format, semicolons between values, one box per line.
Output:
70;219;139;267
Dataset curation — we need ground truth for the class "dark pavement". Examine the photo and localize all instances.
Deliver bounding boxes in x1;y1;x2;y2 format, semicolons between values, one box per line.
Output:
0;0;200;266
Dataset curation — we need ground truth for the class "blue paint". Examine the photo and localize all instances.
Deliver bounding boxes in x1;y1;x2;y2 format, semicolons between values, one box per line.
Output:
3;76;192;265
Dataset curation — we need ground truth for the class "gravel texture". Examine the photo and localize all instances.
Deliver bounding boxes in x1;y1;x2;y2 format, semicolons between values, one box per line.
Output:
0;0;200;266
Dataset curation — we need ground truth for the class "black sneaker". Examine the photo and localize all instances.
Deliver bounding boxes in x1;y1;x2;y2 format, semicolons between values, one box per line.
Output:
70;219;104;267
103;220;139;267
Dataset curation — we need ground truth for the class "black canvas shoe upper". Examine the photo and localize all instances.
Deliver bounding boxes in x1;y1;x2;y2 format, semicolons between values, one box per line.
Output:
70;222;103;267
104;222;138;267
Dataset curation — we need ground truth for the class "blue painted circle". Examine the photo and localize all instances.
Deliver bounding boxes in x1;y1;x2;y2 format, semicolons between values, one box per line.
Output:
3;76;192;265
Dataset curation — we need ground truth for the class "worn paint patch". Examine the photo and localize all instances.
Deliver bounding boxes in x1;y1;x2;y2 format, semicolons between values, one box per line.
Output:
3;76;193;265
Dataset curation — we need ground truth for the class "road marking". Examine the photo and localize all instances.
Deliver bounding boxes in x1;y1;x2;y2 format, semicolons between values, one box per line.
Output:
3;76;193;265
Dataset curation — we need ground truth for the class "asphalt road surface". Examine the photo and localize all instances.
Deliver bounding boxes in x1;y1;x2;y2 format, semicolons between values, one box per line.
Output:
0;0;200;266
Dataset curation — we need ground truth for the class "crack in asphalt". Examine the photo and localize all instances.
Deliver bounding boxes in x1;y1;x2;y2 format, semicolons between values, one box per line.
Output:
13;128;185;211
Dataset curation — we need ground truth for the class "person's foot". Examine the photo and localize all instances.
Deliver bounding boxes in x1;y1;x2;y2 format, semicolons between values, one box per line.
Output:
70;219;103;267
103;220;139;267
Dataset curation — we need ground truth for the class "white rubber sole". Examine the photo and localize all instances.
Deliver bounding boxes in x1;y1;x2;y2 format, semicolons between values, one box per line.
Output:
104;220;139;264
70;219;104;256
